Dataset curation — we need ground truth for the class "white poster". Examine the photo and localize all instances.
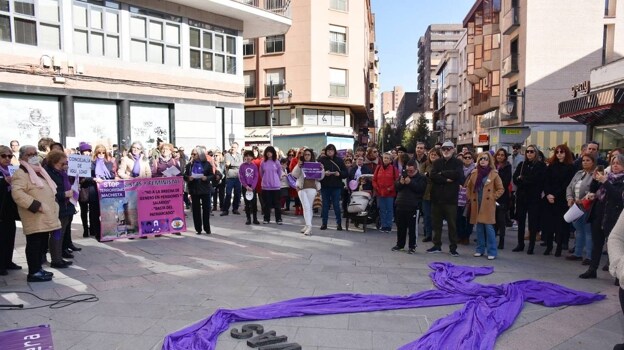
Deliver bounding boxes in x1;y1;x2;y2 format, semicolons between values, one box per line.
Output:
318;110;332;126
332;113;345;126
130;103;170;153
74;99;118;149
0;93;60;146
68;154;92;177
303;109;317;125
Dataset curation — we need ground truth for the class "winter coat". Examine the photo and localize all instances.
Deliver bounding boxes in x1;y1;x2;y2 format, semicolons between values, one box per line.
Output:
588;175;624;234
118;154;151;179
430;156;464;205
373;163;399;197
513;159;546;204
318;155;347;189
260;159;282;191
465;169;504;225
82;160;115;202
566;170;594;201
607;211;624;285
152;157;181;177
394;173;426;212
348;165;373;192
496;162;512;207
422;162;435;201
184;161;214;196
11;167;61;235
543;161;575;208
44;165;76;218
0;170;19;221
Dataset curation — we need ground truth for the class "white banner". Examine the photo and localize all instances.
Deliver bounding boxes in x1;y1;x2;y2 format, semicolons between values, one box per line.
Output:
68;154;92;178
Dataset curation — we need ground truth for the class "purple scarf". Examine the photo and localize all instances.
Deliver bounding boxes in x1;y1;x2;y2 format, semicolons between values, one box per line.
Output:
0;165;11;191
61;169;71;191
131;154;142;177
191;161;204;175
596;172;624;201
474;166;491;193
95;158;111;179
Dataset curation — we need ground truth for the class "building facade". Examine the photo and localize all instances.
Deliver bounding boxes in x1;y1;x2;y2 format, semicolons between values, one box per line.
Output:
242;0;377;151
381;85;403;115
0;0;291;152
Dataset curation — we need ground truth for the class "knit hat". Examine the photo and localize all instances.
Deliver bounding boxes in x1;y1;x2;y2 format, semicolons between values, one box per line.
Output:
78;142;92;152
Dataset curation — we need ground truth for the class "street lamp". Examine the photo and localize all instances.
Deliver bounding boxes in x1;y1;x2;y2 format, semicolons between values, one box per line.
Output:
505;88;525;127
268;80;292;145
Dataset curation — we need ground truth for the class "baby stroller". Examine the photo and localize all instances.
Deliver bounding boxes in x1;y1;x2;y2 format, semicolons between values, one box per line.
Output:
345;175;380;232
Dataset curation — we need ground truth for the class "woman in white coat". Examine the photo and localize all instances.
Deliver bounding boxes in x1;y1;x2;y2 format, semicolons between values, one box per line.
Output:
292;148;324;236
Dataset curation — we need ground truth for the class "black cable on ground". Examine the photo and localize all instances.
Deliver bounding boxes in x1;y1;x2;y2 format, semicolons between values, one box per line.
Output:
0;291;98;310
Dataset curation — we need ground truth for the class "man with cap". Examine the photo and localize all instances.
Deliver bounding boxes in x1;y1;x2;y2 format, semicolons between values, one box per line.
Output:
426;140;463;256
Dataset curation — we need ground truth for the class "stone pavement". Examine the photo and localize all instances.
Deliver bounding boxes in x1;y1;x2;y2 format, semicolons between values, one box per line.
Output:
0;210;623;350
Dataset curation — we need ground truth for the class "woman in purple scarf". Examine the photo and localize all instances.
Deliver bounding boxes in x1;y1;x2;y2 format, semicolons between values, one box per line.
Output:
118;141;151;179
81;144;117;241
465;152;504;260
151;143;180;177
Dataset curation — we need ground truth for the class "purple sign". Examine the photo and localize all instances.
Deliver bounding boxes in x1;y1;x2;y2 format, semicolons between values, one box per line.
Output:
0;325;54;350
301;162;323;179
337;149;348;158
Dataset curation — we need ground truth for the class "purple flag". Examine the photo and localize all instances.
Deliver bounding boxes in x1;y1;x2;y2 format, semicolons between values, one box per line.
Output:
162;262;605;350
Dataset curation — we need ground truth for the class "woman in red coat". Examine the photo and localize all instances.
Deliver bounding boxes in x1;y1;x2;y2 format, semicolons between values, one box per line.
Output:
373;153;399;233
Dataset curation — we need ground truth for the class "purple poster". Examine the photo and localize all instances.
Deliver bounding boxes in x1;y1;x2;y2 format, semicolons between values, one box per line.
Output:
0;325;54;350
301;162;323;179
337;149;348;158
136;177;186;235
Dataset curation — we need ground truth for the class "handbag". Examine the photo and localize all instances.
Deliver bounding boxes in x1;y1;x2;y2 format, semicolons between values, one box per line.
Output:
313;192;322;209
286;174;298;189
457;186;467;207
79;187;90;203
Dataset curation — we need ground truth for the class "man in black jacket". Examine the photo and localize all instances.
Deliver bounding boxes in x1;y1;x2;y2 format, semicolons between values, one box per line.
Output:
318;144;348;231
427;141;463;256
392;160;426;254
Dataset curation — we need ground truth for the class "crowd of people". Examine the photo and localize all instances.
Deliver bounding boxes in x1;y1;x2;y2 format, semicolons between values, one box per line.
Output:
1;136;624;286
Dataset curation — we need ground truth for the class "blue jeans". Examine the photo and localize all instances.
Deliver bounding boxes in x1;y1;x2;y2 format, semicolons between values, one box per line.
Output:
572;212;592;259
476;223;497;257
377;196;394;230
422;200;432;238
321;187;342;225
223;178;241;212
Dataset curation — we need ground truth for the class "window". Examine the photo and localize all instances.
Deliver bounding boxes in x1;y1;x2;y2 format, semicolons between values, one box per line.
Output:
0;0;61;49
189;19;237;74
329;68;347;97
265;68;285;97
129;6;181;65
330;0;347;11
329;25;346;54
265;34;284;54
244;109;290;127
243;38;254;55
72;0;120;57
244;71;255;99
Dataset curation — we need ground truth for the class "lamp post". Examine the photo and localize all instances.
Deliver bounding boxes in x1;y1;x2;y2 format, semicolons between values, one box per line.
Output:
268;80;292;145
505;88;525;127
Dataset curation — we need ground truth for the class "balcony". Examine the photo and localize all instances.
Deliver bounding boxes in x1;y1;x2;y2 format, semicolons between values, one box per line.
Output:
503;6;520;35
502;54;519;77
169;0;292;38
245;86;256;99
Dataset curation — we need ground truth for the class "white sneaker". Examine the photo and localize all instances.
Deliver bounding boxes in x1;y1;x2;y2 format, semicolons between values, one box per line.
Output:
487;256;496;260
304;227;312;236
473;253;483;257
300;226;308;233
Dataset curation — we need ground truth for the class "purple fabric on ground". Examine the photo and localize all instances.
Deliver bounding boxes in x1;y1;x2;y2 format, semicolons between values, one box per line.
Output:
162;262;605;350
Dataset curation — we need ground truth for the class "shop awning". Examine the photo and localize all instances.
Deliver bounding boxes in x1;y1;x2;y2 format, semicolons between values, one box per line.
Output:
558;88;624;124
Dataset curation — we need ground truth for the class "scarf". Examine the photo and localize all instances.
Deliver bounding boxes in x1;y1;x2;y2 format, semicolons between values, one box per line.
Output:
131;154;142;177
0;165;10;191
496;161;508;171
95;158;111;179
596;172;624;201
19;160;57;190
354;166;362;180
474;166;491;193
61;169;71;192
463;163;476;178
192;161;204;175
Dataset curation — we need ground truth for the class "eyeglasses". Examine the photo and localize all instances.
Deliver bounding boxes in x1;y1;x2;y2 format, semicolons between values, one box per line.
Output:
526;150;535;154
97;152;106;155
441;147;453;151
191;153;198;156
131;146;142;150
479;157;489;162
0;154;14;159
464;156;472;160
25;153;37;157
556;150;565;154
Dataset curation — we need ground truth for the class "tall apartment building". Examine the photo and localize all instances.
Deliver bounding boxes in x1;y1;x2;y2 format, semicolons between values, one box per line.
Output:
381;85;403;115
558;0;624;152
434;49;460;144
0;0;291;152
416;24;464;114
243;0;377;151
494;0;605;153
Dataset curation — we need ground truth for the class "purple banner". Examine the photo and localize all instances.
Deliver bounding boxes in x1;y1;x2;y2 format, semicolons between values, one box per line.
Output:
301;162;323;179
98;178;186;241
0;325;54;350
336;149;348;158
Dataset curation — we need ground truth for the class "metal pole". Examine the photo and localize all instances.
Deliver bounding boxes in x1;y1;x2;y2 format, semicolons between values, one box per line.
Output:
520;89;526;127
269;80;274;145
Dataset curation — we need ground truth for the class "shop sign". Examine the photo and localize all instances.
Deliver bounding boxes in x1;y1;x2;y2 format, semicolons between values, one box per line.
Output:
571;81;591;98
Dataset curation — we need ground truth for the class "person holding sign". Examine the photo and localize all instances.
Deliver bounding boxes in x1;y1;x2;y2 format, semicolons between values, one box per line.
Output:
184;146;214;235
292;148;324;236
0;145;22;276
152;143;181;178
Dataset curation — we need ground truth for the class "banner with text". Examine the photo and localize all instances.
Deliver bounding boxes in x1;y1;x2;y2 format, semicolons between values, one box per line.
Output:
97;177;186;241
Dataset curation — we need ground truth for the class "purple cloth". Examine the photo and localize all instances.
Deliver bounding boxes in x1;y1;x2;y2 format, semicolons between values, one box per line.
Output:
0;165;11;191
474;165;491;193
162;262;605;350
95;158;111;179
61;170;71;190
131;154;141;177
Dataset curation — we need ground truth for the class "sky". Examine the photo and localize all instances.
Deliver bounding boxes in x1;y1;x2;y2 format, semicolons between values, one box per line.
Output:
370;0;475;94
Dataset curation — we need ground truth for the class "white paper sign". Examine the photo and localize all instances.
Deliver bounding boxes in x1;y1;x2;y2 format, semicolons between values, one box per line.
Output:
162;166;181;177
8;165;18;176
68;154;92;177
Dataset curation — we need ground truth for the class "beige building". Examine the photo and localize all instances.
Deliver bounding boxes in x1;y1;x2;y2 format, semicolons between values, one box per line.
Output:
0;0;291;152
381;85;403;115
243;0;377;151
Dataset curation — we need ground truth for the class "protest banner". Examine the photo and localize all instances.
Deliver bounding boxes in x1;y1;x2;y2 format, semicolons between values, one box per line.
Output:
301;162;323;179
337;149;348;158
0;325;54;350
68;154;92;177
97;177;186;241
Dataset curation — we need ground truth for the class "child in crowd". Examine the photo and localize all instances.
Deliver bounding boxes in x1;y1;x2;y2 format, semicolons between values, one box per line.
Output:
280;158;290;211
239;150;259;225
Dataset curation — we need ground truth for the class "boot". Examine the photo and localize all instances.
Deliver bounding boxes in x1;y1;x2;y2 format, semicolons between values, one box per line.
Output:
252;212;260;225
554;245;562;257
579;268;597;279
497;235;504;250
82;224;89;238
245;209;251;225
527;241;535;255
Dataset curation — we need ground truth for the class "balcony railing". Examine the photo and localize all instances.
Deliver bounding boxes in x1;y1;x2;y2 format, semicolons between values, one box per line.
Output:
502;54;519;77
502;6;520;35
233;0;292;18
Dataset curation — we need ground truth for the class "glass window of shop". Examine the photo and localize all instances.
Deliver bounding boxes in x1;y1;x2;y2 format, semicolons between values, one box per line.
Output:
74;99;118;147
130;102;170;153
593;124;624;156
0;92;60;146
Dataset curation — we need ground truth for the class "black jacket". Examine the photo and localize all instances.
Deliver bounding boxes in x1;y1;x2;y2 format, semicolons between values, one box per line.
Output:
348;165;373;191
81;160;115;202
319;155;347;189
430;156;463;204
45;165;76;218
496;162;512;207
513;160;546;203
0;172;19;221
543;161;576;208
394;173;426;212
588;175;624;233
184;161;214;196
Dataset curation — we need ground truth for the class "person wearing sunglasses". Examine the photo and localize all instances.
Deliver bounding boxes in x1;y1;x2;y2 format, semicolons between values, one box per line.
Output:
493;148;512;250
465;152;504;260
427;140;463;257
457;151;476;245
512;144;546;254
0;145;21;276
